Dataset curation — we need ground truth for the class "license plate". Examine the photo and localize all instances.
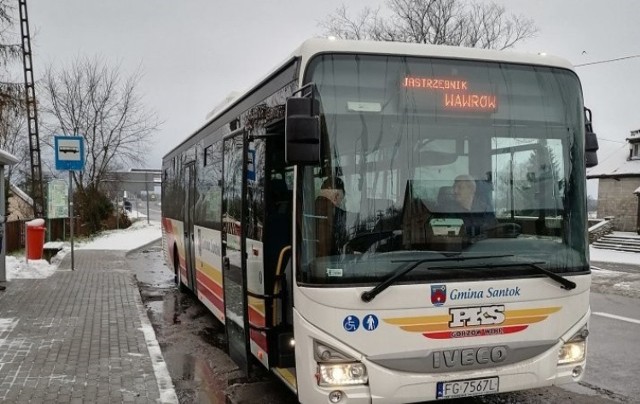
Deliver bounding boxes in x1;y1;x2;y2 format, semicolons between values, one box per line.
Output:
436;376;499;399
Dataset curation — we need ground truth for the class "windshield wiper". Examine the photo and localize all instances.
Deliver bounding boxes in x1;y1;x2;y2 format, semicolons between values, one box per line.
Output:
424;261;576;291
360;254;514;302
504;261;576;290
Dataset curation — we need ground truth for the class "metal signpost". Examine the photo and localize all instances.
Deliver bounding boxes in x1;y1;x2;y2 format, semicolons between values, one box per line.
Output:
54;136;85;271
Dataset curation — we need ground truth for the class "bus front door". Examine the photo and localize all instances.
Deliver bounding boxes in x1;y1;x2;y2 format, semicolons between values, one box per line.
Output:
222;133;249;373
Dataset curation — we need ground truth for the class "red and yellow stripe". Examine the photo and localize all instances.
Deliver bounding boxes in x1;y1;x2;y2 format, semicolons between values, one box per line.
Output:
384;306;561;339
196;259;224;314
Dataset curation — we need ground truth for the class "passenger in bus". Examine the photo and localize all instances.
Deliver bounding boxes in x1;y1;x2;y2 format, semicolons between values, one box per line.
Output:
315;177;347;257
451;174;497;237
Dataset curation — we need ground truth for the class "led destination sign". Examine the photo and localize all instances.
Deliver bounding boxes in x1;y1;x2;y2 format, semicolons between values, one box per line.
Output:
403;76;498;112
403;77;469;91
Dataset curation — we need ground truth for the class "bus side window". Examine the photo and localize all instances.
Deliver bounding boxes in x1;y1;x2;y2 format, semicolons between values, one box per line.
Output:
265;177;292;273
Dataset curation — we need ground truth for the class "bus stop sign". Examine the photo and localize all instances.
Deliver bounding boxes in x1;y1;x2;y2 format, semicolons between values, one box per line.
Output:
54;136;85;171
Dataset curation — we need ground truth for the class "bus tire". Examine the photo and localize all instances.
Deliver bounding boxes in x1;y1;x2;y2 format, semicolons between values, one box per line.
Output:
173;245;189;293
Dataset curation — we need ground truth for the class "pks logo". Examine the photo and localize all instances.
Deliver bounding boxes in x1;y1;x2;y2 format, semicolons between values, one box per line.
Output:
448;305;505;328
431;284;447;306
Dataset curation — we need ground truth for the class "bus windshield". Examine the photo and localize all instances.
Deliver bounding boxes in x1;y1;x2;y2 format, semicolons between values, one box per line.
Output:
298;54;588;286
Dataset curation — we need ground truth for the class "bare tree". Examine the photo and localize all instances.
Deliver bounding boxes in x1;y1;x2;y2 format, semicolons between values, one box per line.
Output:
319;0;537;50
0;0;31;202
39;56;161;233
0;0;26;158
0;111;27;182
0;1;21;95
40;56;161;189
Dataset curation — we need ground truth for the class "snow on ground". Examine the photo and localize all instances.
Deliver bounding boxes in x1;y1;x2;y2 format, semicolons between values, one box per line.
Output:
77;217;159;250
590;245;640;265
589;232;640;298
5;218;161;280
5;256;58;279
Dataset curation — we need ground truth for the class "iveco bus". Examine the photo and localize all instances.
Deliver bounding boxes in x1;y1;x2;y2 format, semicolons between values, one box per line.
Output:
161;38;599;403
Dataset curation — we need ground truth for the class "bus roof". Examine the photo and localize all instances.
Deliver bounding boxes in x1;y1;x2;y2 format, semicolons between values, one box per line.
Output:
292;38;574;75
163;38;575;161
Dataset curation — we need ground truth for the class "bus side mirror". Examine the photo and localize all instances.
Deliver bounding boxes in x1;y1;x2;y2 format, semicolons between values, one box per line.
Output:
584;107;599;168
285;97;321;165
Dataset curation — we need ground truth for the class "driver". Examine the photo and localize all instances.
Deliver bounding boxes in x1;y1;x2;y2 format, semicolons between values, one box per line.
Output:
452;174;497;237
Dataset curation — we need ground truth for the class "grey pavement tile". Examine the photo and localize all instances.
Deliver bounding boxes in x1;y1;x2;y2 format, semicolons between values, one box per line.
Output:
0;250;166;402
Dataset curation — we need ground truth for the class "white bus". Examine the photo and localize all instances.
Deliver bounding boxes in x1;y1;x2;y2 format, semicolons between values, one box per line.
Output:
161;38;599;403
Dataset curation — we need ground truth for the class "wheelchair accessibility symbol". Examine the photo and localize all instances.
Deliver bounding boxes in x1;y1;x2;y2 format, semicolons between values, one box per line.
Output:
343;315;360;332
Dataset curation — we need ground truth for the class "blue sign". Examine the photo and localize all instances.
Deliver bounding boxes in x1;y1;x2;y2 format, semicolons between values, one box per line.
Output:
247;149;256;181
343;315;360;332
54;136;85;171
363;314;379;331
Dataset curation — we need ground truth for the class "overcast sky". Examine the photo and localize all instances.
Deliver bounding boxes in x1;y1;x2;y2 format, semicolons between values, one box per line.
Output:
24;0;640;190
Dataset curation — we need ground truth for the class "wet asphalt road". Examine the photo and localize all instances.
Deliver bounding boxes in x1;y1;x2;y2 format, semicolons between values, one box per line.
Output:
131;243;295;403
129;243;630;404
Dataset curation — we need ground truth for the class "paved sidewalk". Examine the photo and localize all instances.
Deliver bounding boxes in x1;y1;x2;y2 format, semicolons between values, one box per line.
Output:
0;250;177;403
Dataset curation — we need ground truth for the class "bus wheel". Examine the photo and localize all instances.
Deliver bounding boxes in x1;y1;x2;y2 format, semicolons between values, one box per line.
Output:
173;245;188;293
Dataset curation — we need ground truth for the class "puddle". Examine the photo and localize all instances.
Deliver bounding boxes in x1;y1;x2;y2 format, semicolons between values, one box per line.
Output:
162;351;228;404
145;292;191;325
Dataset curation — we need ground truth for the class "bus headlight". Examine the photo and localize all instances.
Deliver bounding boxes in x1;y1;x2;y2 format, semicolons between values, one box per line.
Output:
314;341;368;386
558;341;586;364
558;326;588;365
318;362;368;386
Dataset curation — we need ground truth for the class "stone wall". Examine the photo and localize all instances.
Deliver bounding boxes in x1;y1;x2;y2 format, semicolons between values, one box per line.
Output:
588;219;614;243
596;177;640;232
